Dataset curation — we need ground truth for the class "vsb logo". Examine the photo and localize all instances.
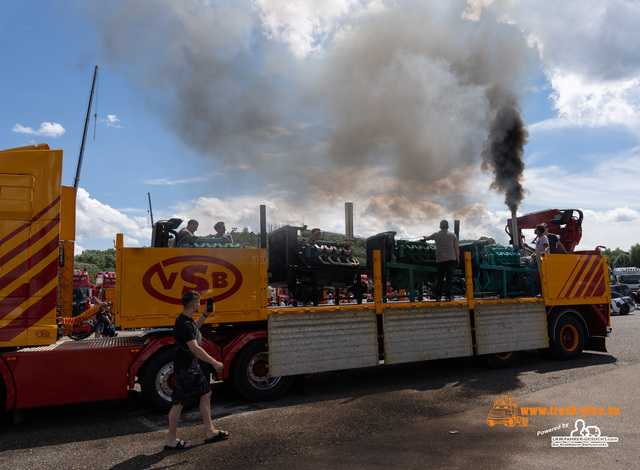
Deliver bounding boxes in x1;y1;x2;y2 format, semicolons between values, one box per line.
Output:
142;255;243;304
35;330;50;338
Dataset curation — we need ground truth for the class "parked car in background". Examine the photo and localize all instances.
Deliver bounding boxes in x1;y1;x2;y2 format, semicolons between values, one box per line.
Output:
610;291;636;315
611;284;631;296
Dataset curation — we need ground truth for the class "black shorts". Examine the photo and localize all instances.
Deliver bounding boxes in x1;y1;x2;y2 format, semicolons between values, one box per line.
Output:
171;367;210;405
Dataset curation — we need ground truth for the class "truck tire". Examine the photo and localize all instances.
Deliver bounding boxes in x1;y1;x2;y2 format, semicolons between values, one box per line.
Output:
140;349;211;412
231;340;293;401
619;304;630;315
550;315;585;360
482;351;521;369
140;348;176;412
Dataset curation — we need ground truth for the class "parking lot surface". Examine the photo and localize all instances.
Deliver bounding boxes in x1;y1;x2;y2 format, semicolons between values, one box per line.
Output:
1;313;638;469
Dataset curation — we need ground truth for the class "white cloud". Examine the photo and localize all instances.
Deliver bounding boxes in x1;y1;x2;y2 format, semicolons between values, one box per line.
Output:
255;0;369;58
482;0;640;134
540;74;640;133
103;114;123;128
461;0;496;22
12;122;66;137
74;243;85;256
75;188;151;248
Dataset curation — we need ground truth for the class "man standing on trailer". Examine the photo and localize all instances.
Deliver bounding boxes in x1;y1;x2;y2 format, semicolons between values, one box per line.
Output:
175;219;199;247
165;290;228;450
524;224;549;268
424;220;460;301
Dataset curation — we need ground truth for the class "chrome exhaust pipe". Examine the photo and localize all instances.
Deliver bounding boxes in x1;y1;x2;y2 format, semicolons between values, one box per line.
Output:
345;202;354;248
510;211;520;252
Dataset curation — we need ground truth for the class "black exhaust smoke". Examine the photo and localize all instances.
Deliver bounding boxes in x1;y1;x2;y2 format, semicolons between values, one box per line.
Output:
481;87;528;214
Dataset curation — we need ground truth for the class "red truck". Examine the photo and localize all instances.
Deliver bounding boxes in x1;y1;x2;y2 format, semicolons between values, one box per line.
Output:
71;269;92;338
95;271;116;301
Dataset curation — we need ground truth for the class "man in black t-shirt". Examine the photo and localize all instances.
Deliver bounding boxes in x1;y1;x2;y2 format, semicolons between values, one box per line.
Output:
544;224;567;254
165;290;228;451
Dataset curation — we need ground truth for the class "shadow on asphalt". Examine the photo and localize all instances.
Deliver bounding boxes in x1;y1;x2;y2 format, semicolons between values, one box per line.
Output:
285;349;617;407
108;450;170;470
108;440;232;470
0;349;618;452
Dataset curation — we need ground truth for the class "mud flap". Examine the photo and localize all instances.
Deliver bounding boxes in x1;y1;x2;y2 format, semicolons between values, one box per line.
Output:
586;337;607;352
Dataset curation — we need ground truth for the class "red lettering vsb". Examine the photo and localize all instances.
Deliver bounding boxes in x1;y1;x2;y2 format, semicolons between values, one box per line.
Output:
180;264;229;294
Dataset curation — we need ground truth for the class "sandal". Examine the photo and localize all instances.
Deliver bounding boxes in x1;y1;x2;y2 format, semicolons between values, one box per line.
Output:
164;439;192;451
204;430;230;443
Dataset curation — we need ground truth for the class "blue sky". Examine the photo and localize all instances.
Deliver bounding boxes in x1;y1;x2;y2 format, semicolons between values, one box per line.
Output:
2;0;639;254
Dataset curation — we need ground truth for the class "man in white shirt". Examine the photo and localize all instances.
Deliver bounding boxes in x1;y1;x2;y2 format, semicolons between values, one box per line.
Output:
524;224;549;268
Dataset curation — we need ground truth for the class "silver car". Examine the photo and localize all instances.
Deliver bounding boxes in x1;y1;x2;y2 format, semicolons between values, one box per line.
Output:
611;291;636;315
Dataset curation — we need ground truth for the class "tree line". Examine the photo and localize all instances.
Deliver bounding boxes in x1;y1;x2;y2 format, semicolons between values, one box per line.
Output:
602;245;640;269
74;248;116;281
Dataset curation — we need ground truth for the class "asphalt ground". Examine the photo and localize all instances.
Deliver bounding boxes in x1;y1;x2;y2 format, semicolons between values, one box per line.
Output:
1;312;638;470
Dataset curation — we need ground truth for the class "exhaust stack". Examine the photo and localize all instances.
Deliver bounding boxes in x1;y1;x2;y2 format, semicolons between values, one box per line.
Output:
260;205;267;249
345;202;354;248
510;211;519;252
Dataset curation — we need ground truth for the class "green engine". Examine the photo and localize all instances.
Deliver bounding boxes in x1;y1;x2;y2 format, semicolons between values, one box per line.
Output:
462;241;536;297
366;233;537;300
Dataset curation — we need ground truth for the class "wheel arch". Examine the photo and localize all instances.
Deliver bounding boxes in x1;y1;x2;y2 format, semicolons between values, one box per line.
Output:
221;330;267;380
131;335;223;384
548;307;589;342
0;356;16;412
128;335;175;389
227;336;293;401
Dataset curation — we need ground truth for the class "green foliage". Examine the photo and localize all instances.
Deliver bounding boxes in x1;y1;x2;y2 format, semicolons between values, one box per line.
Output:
351;239;367;265
602;245;640;269
74;249;116;281
629;244;640;267
231;227;259;248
